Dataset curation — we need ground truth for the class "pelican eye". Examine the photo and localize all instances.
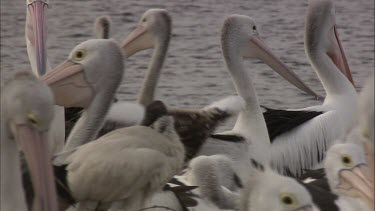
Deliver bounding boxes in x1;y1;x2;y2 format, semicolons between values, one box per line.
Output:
362;129;369;138
280;193;298;208
341;154;353;167
253;25;257;30
142;18;147;22
73;50;86;62
27;113;39;126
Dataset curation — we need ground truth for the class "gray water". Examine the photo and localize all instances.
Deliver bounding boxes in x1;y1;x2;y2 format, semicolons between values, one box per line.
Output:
1;0;374;129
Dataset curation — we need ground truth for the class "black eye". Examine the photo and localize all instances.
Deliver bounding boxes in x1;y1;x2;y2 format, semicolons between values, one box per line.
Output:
341;154;352;166
76;51;83;58
253;25;257;30
282;196;293;205
142;18;147;22
29;118;37;125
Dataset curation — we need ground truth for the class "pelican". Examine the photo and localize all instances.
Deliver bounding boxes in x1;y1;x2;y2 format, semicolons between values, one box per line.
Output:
324;143;374;211
1;72;58;211
239;160;320;211
198;14;323;181
265;0;358;176
184;154;242;210
25;0;65;154
42;39;125;151
94;15;111;39
41;39;185;211
64;15;113;138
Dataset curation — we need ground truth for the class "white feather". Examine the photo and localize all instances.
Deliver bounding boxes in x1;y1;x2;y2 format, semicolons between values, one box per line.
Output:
105;101;145;126
205;95;245;115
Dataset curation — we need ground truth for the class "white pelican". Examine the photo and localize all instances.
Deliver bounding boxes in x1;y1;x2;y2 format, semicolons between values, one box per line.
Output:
324;143;374;211
42;39;125;151
199;14;322;181
25;0;66;154
239;160;319;211
265;0;358;176
64;15;113;138
1;72;58;211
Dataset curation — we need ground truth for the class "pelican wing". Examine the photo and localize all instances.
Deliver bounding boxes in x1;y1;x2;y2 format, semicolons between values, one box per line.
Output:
262;107;323;141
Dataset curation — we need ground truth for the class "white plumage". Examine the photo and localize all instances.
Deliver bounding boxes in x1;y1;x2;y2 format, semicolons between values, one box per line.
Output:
324;143;374;211
269;0;358;176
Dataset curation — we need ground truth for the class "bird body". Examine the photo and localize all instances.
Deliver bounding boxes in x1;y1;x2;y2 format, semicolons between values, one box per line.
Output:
1;72;58;211
267;0;358;176
54;117;184;209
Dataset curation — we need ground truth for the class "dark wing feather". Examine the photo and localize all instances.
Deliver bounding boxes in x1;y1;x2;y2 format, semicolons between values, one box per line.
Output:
299;181;339;211
64;107;83;138
262;107;323;141
54;164;76;206
299;168;331;192
210;134;245;142
169;108;231;161
299;168;326;181
164;180;199;210
22;156;75;210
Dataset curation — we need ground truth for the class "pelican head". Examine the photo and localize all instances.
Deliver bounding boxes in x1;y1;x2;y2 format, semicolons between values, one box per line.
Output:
221;15;320;99
305;0;354;85
121;9;171;57
240;161;318;211
324;143;374;208
1;72;58;211
41;39;124;108
26;0;48;76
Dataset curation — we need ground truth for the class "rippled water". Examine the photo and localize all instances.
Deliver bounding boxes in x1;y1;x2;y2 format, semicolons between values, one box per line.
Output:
1;0;374;129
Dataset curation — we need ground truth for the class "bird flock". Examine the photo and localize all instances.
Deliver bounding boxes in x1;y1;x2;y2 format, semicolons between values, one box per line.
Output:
1;0;373;211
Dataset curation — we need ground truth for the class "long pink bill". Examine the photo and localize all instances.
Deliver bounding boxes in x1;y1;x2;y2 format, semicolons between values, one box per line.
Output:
27;0;48;76
327;26;355;86
41;60;94;108
16;125;58;211
121;25;152;58
340;165;374;208
249;36;322;100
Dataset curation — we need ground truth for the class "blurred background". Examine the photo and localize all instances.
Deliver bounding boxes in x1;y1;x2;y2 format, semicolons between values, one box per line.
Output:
1;0;373;128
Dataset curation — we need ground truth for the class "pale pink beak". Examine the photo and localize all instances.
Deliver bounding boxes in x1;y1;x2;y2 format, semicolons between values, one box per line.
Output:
339;165;374;208
249;36;321;99
41;60;94;108
16;125;58;211
295;205;314;211
327;26;355;86
121;25;152;58
27;0;48;76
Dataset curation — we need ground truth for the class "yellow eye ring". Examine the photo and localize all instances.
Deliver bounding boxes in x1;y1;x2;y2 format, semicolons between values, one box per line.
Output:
27;113;38;126
72;50;86;62
280;193;298;208
341;154;353;167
